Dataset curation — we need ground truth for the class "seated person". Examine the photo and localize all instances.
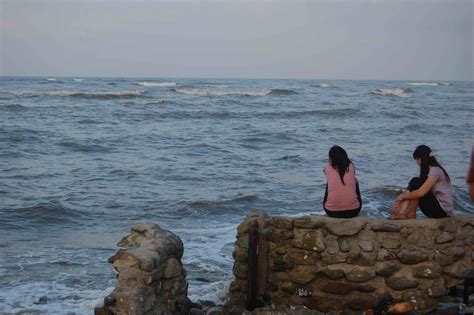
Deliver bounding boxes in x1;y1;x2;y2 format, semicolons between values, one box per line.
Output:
391;145;453;219
323;145;362;218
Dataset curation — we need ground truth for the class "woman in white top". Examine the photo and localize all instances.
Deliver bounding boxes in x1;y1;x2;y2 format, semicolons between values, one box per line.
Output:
391;145;453;219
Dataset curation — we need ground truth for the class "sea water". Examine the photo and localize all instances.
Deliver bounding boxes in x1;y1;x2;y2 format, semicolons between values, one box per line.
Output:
0;77;473;313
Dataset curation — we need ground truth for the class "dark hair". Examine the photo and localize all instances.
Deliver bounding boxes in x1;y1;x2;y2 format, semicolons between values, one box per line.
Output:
329;145;352;185
412;145;450;182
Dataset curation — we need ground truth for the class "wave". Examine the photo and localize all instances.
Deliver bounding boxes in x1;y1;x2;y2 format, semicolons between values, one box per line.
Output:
6;90;146;99
319;83;333;88
135;81;177;87
72;78;84;82
370;88;411;97
146;98;168;104
1;201;86;226
407;82;451;86
0;104;29;111
170;88;296;97
46;78;56;81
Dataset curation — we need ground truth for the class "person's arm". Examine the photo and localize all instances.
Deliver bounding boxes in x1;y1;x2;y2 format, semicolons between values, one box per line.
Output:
397;176;438;201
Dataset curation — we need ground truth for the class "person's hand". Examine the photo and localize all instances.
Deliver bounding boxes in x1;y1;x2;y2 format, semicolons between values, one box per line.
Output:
396;191;409;201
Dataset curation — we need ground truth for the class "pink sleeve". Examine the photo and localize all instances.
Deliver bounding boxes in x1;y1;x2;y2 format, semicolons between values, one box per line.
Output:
428;167;442;178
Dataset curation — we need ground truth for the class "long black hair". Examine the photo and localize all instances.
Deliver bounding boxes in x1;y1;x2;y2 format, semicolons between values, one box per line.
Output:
329;145;352;185
412;145;450;182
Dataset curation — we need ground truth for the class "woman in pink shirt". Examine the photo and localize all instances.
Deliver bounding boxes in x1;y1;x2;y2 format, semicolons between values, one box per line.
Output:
323;146;362;218
391;145;453;219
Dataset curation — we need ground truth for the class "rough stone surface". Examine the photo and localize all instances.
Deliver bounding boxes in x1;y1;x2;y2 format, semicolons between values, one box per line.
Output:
227;214;473;313
101;224;190;315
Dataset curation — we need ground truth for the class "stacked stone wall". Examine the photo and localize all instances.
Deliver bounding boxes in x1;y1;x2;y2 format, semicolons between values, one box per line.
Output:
96;224;191;315
229;213;474;312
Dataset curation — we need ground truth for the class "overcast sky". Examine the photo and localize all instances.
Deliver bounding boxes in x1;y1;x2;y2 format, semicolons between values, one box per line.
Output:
1;0;472;80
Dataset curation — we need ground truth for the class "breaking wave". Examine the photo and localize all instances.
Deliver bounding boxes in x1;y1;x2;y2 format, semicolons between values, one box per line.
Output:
73;78;84;82
370;88;411;97
135;81;177;87
170;88;296;97
319;83;333;88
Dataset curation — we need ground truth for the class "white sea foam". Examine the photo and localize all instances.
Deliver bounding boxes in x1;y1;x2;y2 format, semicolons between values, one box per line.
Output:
48;90;146;97
319;83;333;88
146;98;168;104
72;78;84;82
407;82;451;86
135;81;177;87
370;88;411;97
46;78;56;81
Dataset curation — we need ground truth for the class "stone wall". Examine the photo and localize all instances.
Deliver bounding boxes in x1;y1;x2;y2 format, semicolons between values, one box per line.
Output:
96;224;191;315
228;212;474;313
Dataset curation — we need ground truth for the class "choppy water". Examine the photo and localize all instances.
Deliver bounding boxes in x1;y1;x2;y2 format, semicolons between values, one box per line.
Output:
0;77;473;313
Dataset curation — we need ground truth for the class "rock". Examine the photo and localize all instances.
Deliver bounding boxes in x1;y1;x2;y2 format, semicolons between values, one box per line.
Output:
324;218;367;236
232;245;248;262
290;265;319;284
436;232;454;244
164;257;183;279
402;290;436;311
287;248;321;265
271;217;293;229
397;249;428;264
270;256;294;271
347;251;377;266
405;228;436;249
189;308;205;315
232;262;248;279
412;262;442;279
358;240;374;252
34;296;48;305
271;228;295;241
94;307;114;315
381;237;401;249
321;267;345;280
377;248;397;261
293;216;324;229
338;239;350;253
375;261;399;276
292;229;326;252
235;235;249;249
444;260;472;279
206;306;224;315
229;279;247;293
320;280;358;295
371;222;401;232
321;252;347;264
236;218;258;236
280;281;296;293
386;275;419;290
439;219;457;232
345;267;376;282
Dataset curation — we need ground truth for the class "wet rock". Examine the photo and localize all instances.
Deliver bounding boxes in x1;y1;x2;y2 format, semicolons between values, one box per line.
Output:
189;308;205;315
34;296;48;305
206;306;224;315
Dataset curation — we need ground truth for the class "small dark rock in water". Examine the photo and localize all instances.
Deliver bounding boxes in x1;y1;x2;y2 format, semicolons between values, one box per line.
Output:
189;308;205;315
206;306;224;315
195;277;211;283
34;296;48;305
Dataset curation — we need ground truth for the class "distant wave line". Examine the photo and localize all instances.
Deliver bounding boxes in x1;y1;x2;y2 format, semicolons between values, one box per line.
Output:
169;88;296;97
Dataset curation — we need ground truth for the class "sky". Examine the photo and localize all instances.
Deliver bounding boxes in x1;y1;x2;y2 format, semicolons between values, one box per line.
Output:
0;0;472;80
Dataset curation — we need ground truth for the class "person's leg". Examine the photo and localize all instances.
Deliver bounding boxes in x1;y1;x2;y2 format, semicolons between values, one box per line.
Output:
418;192;447;218
391;177;422;219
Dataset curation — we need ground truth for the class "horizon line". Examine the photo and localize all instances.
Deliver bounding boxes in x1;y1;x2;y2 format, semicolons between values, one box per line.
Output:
0;75;471;82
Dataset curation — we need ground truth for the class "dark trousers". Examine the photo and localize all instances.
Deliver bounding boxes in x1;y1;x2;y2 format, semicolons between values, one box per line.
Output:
407;177;447;218
323;183;362;218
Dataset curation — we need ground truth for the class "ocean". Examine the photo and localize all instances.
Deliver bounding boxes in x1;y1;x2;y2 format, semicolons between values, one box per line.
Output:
0;77;472;313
